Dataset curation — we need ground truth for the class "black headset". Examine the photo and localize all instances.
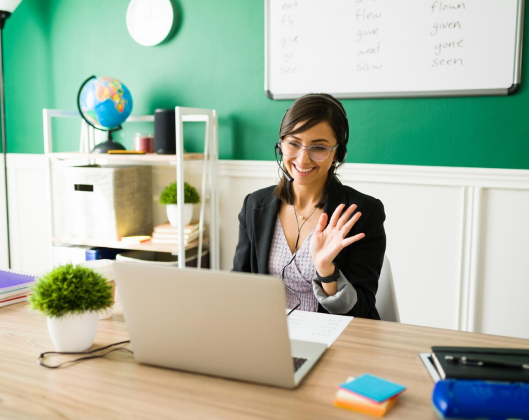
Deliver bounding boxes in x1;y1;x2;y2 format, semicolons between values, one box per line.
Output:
275;94;349;181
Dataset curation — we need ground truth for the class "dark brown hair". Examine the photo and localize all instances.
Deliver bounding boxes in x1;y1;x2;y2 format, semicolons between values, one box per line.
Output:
274;93;349;208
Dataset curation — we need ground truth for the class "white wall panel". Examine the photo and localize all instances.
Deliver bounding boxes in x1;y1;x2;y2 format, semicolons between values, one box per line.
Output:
217;167;277;270
7;154;50;273
7;155;529;339
349;182;463;330
477;189;529;339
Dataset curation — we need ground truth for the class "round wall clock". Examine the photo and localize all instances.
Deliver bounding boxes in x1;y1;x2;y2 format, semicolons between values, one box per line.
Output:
126;0;175;47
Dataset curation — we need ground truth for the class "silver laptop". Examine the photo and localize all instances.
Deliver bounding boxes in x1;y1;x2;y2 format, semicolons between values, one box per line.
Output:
114;262;327;388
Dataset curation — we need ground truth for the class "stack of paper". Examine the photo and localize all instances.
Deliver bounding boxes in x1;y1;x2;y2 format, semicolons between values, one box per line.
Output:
334;374;406;417
151;222;201;245
0;269;38;308
286;310;352;347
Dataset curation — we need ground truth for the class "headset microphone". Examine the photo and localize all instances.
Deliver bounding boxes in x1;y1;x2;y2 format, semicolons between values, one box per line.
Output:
274;143;294;183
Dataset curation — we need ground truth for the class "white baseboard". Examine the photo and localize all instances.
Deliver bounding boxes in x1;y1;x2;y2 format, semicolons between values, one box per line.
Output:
7;154;529;339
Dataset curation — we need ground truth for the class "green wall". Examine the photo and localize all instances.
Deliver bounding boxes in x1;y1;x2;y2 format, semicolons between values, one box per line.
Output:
4;0;529;169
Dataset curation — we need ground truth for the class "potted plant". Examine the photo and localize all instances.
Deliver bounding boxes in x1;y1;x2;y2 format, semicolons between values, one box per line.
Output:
159;181;200;226
28;263;113;352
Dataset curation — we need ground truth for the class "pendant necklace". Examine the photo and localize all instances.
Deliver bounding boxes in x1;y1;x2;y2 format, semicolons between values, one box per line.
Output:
297;212;310;221
292;203;318;252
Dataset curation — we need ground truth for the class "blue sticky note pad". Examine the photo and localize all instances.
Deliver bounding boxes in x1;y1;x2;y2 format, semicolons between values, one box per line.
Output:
340;374;406;403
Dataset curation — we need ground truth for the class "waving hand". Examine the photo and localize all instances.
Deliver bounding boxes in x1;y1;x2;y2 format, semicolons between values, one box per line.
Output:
310;204;365;276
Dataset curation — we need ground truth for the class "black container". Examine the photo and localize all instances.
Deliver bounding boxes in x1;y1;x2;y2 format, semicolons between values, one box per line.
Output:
154;109;176;154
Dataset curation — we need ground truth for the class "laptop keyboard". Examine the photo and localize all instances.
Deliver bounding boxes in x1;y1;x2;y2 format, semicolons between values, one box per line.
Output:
293;357;308;372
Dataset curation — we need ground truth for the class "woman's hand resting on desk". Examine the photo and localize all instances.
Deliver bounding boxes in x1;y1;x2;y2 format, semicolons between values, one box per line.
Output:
310;204;365;295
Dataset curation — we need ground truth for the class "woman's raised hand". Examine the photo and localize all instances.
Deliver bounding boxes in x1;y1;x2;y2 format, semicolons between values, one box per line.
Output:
309;204;365;276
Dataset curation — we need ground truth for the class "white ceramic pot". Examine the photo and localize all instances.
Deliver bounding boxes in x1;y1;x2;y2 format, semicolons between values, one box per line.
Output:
47;311;99;352
166;203;193;227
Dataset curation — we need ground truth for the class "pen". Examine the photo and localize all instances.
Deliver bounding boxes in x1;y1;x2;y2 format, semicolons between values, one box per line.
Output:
445;355;529;370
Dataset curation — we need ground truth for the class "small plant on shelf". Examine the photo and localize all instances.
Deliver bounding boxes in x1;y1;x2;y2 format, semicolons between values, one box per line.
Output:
159;181;200;205
159;182;200;226
29;263;113;352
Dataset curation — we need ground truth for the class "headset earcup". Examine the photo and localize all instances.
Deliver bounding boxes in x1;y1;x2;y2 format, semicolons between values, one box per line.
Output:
335;145;345;163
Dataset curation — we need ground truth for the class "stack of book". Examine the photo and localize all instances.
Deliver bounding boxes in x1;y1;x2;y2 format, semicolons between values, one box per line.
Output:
151;222;201;245
0;268;38;308
334;374;406;417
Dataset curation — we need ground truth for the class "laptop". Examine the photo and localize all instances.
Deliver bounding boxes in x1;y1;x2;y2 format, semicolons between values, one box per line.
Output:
113;262;328;388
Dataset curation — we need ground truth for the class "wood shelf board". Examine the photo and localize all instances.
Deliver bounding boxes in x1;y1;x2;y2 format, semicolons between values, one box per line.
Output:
48;152;205;162
52;237;209;254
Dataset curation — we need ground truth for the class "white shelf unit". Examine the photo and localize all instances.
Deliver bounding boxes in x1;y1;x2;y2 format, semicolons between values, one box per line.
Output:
42;107;219;270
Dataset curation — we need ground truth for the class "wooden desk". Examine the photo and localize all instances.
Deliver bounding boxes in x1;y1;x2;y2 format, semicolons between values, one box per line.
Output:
1;302;528;420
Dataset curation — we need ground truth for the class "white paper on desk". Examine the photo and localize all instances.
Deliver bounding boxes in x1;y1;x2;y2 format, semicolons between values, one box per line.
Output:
286;310;353;347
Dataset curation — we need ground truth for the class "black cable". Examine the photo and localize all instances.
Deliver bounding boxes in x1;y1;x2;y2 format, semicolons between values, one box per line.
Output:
282;252;301;316
38;340;132;369
282;203;318;316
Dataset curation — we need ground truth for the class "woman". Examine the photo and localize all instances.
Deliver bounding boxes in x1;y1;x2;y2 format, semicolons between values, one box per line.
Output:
232;93;386;319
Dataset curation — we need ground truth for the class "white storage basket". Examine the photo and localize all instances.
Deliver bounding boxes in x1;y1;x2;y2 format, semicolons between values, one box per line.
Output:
53;165;153;241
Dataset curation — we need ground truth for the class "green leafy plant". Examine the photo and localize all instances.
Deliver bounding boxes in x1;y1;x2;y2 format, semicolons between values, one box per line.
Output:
28;264;113;318
159;181;200;205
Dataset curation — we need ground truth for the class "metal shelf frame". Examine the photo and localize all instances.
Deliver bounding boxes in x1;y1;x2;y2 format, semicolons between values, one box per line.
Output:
42;107;219;270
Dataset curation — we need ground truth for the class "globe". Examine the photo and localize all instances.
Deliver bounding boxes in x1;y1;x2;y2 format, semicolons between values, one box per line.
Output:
78;76;133;131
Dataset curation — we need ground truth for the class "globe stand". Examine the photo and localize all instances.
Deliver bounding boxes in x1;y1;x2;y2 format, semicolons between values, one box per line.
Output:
91;128;126;153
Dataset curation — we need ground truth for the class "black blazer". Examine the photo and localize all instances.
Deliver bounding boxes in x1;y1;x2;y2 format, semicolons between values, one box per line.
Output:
232;180;386;319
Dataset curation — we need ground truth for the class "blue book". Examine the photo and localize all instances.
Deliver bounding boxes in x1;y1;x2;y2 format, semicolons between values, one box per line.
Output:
340;374;406;403
85;249;99;261
0;268;37;294
85;248;126;261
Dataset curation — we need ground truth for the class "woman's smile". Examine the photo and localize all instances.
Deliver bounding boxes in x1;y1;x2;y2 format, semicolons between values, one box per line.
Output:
292;163;316;176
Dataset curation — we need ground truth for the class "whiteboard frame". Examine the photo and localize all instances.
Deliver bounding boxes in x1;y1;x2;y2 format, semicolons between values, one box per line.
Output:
264;0;525;100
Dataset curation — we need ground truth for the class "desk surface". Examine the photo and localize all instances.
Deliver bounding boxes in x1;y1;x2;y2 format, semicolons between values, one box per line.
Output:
1;302;528;420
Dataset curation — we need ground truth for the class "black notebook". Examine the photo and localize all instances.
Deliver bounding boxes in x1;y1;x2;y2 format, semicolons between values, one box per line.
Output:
431;346;529;382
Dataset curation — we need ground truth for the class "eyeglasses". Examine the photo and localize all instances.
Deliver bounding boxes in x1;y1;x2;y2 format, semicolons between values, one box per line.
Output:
279;140;339;162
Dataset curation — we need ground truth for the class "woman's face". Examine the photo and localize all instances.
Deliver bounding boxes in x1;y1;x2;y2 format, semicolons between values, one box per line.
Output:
281;120;339;189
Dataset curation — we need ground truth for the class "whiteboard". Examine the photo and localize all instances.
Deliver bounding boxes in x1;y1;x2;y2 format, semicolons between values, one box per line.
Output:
265;0;524;99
